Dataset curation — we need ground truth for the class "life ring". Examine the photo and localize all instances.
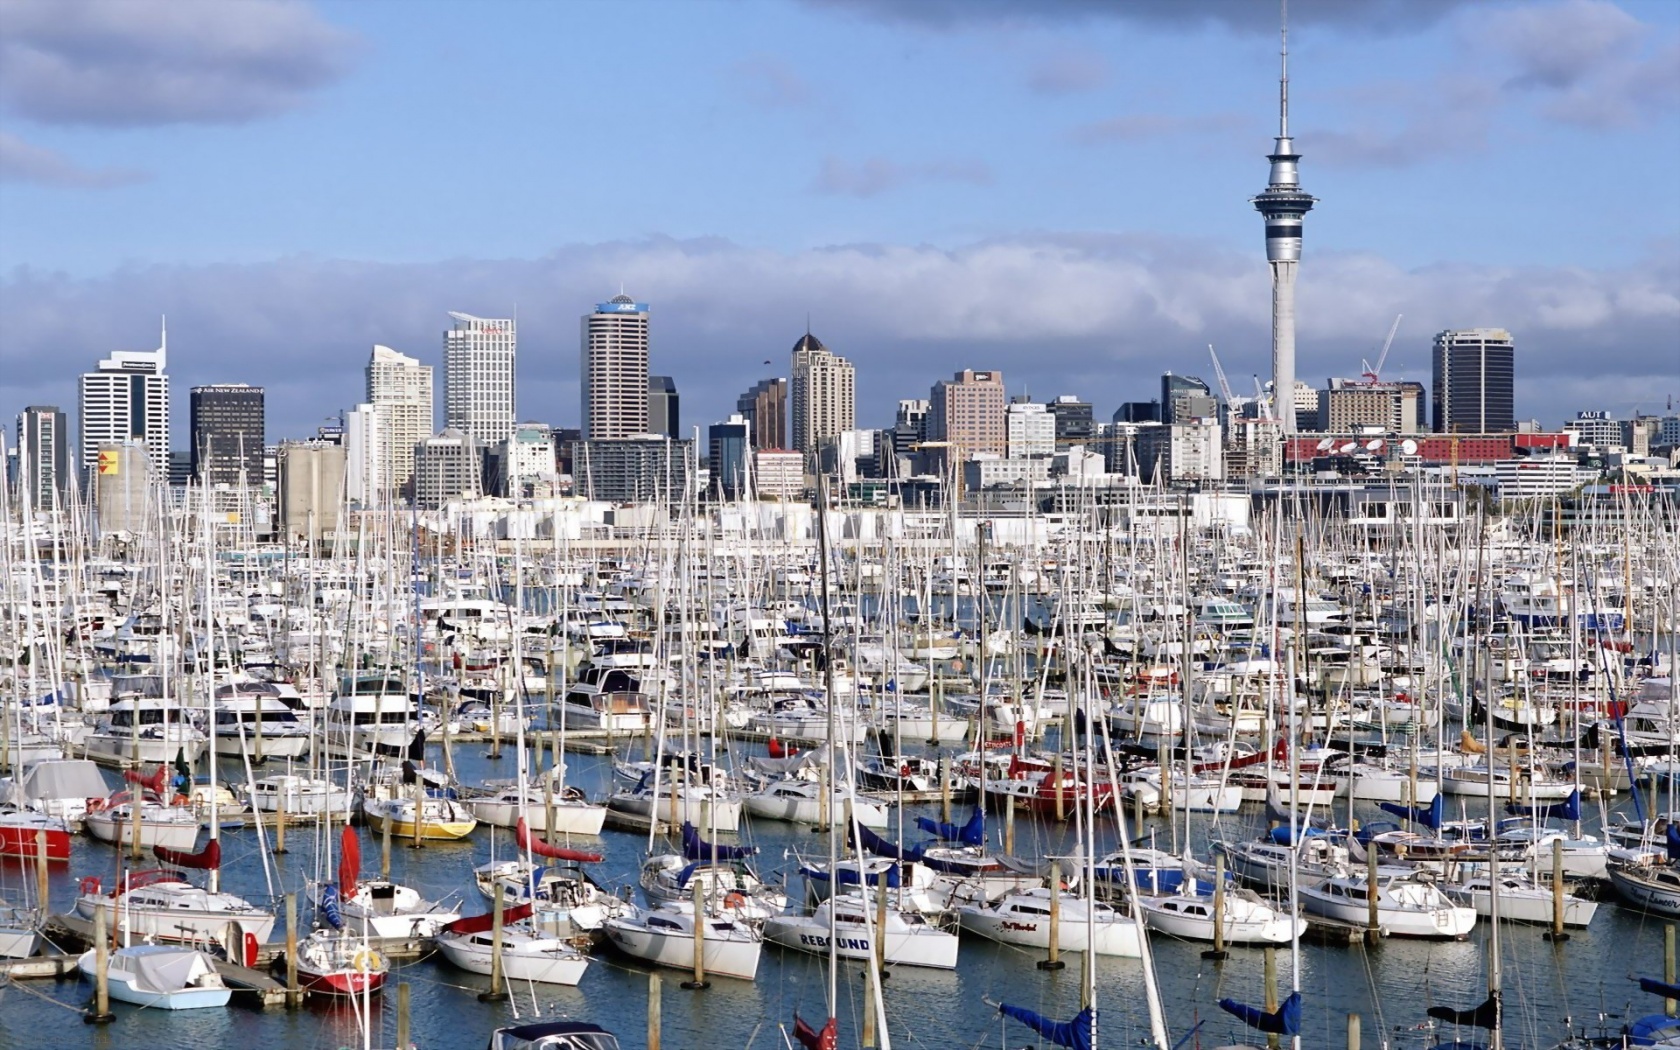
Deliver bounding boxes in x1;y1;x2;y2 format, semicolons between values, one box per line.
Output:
724;891;747;910
351;948;382;973
172;794;191;807
900;764;913;778
79;876;102;896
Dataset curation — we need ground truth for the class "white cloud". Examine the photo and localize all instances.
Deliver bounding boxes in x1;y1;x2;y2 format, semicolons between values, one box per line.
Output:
1;235;1673;442
0;130;146;187
0;0;356;127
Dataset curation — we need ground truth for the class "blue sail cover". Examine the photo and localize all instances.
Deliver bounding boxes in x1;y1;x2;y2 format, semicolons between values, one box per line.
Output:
1218;991;1302;1036
320;884;344;930
681;822;757;861
998;1003;1095;1050
915;806;984;847
1377;793;1443;830
853;823;922;863
1666;824;1680;863
798;862;901;889
1639;977;1680;1000
1504;789;1580;821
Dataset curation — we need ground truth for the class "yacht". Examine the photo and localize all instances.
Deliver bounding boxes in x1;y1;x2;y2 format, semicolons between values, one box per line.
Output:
602;901;763;980
958;888;1142;956
1298;871;1477;938
84;698;207;767
764;892;960;969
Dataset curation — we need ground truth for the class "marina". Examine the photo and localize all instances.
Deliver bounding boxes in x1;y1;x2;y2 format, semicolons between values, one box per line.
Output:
0;478;1676;1050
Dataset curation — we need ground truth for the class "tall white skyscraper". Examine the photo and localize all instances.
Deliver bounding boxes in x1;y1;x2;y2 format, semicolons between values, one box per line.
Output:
581;294;650;439
444;312;516;445
790;332;854;465
79;321;170;478
365;344;434;501
343;403;382;507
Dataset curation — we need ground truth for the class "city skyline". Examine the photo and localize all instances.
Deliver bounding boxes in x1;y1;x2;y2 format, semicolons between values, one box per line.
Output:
1;0;1676;445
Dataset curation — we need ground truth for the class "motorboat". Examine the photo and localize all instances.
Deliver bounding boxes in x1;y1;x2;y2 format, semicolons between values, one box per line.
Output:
83;698;207;766
601;901;763;980
763;892;960;969
210;689;312;761
958;888;1142;956
561;668;655;734
1137;889;1305;945
324;674;417;755
76;943;231;1010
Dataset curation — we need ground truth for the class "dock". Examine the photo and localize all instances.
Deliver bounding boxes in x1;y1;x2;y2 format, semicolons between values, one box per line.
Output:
209;958;289;1007
1301;915;1380;946
0;945;78;979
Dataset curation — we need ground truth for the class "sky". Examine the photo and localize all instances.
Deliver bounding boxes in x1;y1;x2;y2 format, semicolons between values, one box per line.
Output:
1;0;1677;446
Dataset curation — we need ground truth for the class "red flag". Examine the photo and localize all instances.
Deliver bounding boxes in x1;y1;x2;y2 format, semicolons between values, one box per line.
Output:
793;1013;837;1050
339;826;361;898
516;817;603;862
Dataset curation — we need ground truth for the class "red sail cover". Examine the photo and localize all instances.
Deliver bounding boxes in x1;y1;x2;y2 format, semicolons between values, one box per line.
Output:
339;826;361;898
123;765;168;798
444;902;534;935
793;1013;837;1050
153;837;221;870
516;817;603;862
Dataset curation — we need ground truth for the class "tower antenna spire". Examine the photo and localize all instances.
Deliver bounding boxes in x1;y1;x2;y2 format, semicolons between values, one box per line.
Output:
1279;0;1289;138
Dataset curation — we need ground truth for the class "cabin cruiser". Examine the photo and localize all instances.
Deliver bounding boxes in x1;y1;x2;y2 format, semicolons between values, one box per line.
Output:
84;698;207;766
561;667;655;734
76;866;276;945
211;687;312;760
325;673;417;755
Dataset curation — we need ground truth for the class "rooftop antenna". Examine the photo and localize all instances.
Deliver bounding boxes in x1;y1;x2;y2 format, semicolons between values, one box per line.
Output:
1279;0;1289;138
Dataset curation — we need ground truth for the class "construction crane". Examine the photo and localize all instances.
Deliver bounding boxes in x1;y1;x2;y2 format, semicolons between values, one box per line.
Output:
1252;375;1274;421
1207;344;1236;407
1360;313;1402;384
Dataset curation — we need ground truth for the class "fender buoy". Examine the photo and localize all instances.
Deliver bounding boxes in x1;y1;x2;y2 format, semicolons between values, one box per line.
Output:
900;764;912;778
172;794;191;807
79;876;102;896
724;891;747;910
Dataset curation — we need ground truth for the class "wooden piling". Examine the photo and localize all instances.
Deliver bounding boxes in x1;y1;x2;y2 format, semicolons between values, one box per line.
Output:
1038;859;1065;971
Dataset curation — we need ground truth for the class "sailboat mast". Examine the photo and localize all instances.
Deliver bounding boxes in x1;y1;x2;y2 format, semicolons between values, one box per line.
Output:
815;472;839;1027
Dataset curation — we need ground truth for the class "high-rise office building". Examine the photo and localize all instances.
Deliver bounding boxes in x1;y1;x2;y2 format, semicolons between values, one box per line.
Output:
581;294;650;439
1252;15;1316;434
737;377;787;451
708;414;752;499
16;406;71;511
189;384;265;487
366;344;434;501
1161;372;1216;425
928;369;1007;463
414;429;483;508
647;375;679;437
1432;328;1515;433
790;333;855;464
79;321;169;479
343;404;381;507
1047;395;1094;444
1005;400;1056;459
444;312;516;445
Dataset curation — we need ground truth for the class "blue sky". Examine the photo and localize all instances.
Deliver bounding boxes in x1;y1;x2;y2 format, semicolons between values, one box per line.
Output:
2;0;1677;443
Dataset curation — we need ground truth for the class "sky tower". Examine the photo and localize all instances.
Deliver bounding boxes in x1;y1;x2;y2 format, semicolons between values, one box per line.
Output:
1252;5;1316;434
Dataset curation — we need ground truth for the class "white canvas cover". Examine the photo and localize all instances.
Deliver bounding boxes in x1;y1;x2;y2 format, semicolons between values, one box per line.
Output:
3;759;109;807
126;946;212;993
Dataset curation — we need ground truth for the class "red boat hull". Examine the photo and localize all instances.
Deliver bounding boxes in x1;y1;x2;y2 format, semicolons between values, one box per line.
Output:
299;966;386;997
0;822;71;861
